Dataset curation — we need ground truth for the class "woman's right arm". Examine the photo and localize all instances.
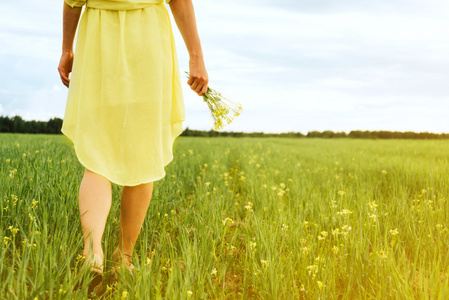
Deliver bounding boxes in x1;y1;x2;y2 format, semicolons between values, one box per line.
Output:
169;0;208;96
58;2;83;88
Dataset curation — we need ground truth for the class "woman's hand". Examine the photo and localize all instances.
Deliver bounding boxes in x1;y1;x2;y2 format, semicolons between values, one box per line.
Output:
188;57;208;96
58;51;74;88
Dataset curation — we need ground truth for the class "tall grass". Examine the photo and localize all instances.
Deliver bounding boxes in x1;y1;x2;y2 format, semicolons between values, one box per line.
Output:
1;133;449;299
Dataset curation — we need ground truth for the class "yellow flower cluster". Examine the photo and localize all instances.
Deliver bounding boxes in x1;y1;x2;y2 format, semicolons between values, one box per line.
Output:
249;240;257;250
331;225;352;240
389;228;399;236
244;202;253;212
121;291;129;300
11;194;18;205
9;169;17;179
302;247;309;256
32;199;39;210
332;246;339;254
317;281;326;291
336;209;352;216
276;183;289;198
306;264;318;279
317;231;328;241
185;72;243;130
377;249;388;261
8;225;19;236
222;217;234;226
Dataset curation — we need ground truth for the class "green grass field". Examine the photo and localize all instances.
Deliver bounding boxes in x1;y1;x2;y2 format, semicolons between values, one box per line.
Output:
1;133;449;299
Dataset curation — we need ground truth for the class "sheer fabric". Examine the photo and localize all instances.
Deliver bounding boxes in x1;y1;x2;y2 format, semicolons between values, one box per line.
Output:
61;0;185;186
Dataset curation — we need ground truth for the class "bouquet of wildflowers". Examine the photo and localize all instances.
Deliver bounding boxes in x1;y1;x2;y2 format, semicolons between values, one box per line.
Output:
186;72;242;130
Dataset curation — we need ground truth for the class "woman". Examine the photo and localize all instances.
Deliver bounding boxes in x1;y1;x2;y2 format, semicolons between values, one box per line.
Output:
57;0;208;295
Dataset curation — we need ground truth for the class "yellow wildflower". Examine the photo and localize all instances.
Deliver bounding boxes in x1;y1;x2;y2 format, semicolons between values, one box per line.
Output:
222;217;234;226
249;241;257;250
368;201;378;212
318;231;328;241
8;226;19;236
121;291;129;299
146;257;152;266
32;199;39;209
281;224;288;234
336;209;352;216
302;247;309;256
389;229;399;236
261;260;269;268
332;246;339;254
306;265;318;276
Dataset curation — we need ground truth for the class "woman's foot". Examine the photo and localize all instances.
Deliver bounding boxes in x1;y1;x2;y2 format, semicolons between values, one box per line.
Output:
74;253;104;295
111;248;135;280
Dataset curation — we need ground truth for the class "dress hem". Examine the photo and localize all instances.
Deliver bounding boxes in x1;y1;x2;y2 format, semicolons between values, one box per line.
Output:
61;120;184;186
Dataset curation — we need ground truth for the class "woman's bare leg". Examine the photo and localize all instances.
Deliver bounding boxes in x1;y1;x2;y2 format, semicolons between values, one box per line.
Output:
79;168;112;261
113;182;154;267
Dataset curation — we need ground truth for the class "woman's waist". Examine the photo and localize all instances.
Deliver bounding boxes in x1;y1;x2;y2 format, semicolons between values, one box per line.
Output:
86;0;164;10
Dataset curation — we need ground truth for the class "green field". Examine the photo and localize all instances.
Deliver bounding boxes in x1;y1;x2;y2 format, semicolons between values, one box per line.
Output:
1;133;449;299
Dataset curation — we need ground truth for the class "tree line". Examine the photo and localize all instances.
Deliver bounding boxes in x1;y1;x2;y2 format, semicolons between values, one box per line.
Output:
182;128;449;139
0;115;448;139
0;115;63;134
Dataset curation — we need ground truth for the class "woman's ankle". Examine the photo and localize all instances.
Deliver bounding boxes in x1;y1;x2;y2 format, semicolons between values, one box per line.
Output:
83;249;104;261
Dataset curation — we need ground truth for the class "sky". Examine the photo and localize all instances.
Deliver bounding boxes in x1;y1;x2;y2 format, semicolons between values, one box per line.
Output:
1;0;449;134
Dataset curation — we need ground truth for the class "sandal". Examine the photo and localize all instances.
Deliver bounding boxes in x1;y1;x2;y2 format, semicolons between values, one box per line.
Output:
74;253;104;296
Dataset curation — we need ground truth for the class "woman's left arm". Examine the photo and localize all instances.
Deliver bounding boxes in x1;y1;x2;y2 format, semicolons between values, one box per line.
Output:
58;2;83;88
169;0;208;96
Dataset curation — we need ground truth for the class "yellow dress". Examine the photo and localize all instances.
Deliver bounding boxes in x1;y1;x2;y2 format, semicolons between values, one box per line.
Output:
61;0;185;186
